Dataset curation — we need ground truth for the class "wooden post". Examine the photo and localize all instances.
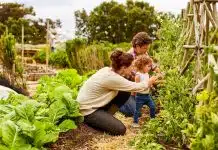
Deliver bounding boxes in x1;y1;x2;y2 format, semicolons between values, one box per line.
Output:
204;2;218;28
180;51;196;75
207;68;213;92
181;22;194;67
195;48;202;82
182;2;191;37
21;24;24;66
205;12;210;45
46;20;50;73
199;3;205;46
193;3;200;47
192;73;210;94
212;2;218;24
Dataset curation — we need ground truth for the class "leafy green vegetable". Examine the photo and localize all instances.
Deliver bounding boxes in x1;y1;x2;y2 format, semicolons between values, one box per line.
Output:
58;119;77;132
33;121;59;148
1;120;31;149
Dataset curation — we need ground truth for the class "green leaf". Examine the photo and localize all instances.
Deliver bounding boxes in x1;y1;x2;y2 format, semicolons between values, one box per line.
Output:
33;121;59;148
0;105;14;118
48;100;67;124
0;144;10;150
0;144;9;150
202;134;214;149
58;119;77;132
196;91;209;102
1;120;30;149
17;119;35;138
15;100;41;122
62;93;82;118
211;113;218;125
53;85;72;101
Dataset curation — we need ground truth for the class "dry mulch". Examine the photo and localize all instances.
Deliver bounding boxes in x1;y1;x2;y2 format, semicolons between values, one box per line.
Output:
48;109;150;150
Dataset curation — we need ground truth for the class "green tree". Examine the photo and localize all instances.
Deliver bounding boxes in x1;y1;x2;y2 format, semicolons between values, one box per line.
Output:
0;3;35;23
74;9;89;38
74;0;160;43
0;3;61;44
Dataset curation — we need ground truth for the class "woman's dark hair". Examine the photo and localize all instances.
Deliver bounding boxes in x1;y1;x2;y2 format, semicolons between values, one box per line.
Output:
132;32;153;48
110;49;134;71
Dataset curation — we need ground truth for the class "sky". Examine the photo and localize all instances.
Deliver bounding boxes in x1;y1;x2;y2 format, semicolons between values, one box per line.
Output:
1;0;190;40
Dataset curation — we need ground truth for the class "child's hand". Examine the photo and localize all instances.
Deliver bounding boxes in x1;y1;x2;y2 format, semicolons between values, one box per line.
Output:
148;76;158;87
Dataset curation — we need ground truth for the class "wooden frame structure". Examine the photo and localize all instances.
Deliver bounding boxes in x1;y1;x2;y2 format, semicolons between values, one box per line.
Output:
180;0;218;94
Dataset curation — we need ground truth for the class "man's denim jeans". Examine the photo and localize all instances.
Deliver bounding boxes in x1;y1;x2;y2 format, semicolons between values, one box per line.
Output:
119;95;136;116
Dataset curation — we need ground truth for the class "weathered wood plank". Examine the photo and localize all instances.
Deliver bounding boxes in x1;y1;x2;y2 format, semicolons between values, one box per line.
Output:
194;0;218;2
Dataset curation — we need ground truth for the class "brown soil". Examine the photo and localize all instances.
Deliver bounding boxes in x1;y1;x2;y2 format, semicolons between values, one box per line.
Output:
47;109;150;150
48;123;103;150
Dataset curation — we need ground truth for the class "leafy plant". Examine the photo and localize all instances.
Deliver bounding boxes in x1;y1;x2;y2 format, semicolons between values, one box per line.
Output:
0;69;85;149
33;48;46;64
49;49;69;68
184;91;218;150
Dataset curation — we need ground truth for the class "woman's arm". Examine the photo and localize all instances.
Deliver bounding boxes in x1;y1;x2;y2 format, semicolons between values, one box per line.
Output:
102;73;154;93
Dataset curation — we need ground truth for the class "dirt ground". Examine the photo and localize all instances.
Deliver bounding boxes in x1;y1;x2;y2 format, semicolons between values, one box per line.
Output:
48;112;149;150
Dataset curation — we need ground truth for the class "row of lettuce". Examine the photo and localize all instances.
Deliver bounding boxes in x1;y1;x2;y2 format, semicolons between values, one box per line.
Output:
0;69;90;149
132;12;218;150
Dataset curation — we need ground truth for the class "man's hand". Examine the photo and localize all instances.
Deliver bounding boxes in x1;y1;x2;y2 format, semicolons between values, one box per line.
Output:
156;73;164;80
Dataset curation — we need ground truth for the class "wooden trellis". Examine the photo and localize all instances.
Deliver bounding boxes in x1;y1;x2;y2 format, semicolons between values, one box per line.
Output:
180;0;218;94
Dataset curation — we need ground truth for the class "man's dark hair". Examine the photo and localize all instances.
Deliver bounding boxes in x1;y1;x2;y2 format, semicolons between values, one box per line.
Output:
132;32;153;48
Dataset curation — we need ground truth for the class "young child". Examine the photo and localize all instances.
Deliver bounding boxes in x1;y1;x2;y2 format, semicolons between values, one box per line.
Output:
132;55;156;128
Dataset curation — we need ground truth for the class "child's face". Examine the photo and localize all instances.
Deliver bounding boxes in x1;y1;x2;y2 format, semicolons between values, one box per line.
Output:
143;63;152;73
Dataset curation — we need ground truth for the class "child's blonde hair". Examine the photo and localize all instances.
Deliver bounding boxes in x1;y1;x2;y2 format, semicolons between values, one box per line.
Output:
134;55;152;72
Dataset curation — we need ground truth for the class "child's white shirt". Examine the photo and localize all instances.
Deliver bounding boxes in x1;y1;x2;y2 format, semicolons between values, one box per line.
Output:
136;72;150;94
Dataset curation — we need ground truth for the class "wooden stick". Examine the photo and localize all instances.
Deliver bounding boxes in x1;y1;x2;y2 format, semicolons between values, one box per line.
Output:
183;45;218;50
192;73;210;94
195;2;203;81
194;0;218;2
210;28;218;43
205;12;210;45
204;2;218;28
208;53;218;71
195;48;202;82
181;22;194;67
181;50;188;67
181;2;191;37
193;3;201;47
187;22;195;45
207;68;214;92
199;3;205;46
46;20;50;73
182;1;193;38
212;2;218;24
180;51;196;75
21;25;24;66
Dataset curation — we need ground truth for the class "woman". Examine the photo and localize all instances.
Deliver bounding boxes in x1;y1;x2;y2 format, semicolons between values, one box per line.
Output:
76;50;157;135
